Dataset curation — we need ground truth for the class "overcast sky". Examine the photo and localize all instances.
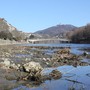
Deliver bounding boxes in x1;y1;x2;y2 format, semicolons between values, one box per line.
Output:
0;0;90;32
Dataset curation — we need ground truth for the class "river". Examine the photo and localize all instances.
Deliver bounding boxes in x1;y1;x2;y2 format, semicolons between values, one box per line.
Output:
13;43;90;90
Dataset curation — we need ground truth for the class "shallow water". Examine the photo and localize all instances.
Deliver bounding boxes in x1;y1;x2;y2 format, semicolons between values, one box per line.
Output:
19;43;90;55
13;43;90;90
13;66;90;90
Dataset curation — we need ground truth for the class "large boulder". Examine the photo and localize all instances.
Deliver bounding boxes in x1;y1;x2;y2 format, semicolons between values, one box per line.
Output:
23;61;43;73
22;61;43;82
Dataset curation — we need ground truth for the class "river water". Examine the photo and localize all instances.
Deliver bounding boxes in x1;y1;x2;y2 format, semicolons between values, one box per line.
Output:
13;43;90;90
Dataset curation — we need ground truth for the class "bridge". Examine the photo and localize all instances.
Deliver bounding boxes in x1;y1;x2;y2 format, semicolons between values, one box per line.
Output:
27;38;71;44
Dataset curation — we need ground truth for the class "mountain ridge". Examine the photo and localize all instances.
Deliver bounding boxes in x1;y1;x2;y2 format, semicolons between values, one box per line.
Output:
34;24;77;38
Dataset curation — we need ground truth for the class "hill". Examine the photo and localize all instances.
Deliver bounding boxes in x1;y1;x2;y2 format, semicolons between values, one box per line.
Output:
0;18;26;41
35;24;77;38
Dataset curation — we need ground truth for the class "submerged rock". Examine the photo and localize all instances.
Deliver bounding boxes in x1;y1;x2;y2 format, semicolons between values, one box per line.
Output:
49;69;62;79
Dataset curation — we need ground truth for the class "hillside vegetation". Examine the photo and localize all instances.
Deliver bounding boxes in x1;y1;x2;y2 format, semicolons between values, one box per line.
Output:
67;24;90;43
0;18;26;41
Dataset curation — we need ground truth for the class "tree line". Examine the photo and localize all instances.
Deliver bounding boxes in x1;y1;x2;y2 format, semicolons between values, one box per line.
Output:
67;24;90;43
0;31;23;41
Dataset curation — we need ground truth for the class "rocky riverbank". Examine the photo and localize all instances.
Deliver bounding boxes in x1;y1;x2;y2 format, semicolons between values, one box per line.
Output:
0;45;90;90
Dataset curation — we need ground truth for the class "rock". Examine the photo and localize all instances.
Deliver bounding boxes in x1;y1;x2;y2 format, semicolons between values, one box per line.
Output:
49;69;62;79
83;51;88;56
57;48;70;54
10;63;19;70
87;54;90;59
23;61;43;73
0;59;11;69
3;59;10;67
27;71;42;82
0;59;20;70
20;62;43;82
